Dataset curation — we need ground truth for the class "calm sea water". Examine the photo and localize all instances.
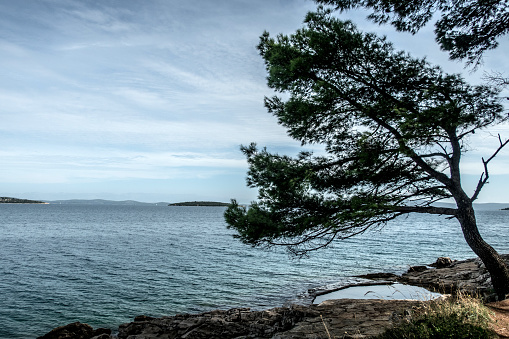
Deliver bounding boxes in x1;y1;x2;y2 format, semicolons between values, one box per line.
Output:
0;204;507;338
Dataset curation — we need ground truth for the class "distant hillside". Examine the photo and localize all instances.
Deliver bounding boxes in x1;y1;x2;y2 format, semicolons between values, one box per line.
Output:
0;197;47;204
169;201;230;207
47;199;169;206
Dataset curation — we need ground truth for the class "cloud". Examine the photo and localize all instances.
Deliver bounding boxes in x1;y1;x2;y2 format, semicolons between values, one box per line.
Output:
1;0;507;201
0;147;248;183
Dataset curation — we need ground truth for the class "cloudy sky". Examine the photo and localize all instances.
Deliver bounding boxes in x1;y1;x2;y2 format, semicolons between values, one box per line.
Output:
1;0;508;203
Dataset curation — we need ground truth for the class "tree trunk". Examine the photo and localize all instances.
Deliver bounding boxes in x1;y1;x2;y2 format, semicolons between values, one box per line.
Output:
456;201;509;300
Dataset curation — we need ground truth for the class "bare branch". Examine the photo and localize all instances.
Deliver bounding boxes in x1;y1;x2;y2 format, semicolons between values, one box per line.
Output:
483;71;509;88
471;135;509;201
419;152;450;159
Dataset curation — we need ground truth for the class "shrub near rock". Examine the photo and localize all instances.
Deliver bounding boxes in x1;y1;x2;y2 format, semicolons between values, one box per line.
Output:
376;295;497;339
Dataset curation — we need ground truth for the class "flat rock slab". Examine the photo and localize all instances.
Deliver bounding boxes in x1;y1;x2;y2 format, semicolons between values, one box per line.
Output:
275;299;423;339
117;299;424;339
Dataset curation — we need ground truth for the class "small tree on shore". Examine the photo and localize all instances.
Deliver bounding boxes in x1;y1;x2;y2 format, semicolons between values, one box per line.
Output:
225;9;509;299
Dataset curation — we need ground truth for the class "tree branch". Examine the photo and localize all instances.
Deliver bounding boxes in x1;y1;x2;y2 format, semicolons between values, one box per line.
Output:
270;211;404;256
391;205;457;216
471;134;509;201
371;115;452;186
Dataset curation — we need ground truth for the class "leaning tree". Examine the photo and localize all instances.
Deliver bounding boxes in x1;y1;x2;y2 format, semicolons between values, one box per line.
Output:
225;9;509;299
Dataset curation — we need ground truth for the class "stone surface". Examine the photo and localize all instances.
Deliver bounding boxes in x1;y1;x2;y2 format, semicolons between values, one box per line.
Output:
116;299;423;339
407;265;428;273
37;322;111;339
274;299;423;339
429;256;454;268
355;273;399;280
37;322;94;339
397;254;509;300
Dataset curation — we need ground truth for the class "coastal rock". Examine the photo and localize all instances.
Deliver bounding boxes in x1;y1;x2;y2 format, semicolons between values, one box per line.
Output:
39;300;424;338
354;272;399;281
398;254;509;300
116;300;423;339
37;322;94;339
429;256;454;268
274;299;423;339
407;265;428;273
90;328;112;339
117;306;309;339
37;322;111;339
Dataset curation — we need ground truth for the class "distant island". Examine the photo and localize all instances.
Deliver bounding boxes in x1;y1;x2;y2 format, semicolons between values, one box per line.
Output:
169;201;230;207
502;207;509;210
0;197;47;204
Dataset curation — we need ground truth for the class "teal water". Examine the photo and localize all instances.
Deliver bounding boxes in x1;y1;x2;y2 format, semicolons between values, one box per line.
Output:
0;204;507;338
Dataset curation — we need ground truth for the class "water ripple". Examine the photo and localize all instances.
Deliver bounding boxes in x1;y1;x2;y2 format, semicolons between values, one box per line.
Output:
0;205;507;338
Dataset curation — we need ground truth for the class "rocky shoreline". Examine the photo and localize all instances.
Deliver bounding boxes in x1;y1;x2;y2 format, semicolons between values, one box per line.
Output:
38;255;509;339
356;255;509;299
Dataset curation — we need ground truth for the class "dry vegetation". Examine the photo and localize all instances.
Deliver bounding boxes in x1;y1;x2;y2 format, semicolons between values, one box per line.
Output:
375;294;500;339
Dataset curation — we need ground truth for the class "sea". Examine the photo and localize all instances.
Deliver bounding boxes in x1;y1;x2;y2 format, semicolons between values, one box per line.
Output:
1;203;508;338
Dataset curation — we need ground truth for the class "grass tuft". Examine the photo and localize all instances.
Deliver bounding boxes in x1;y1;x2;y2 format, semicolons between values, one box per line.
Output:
375;294;497;339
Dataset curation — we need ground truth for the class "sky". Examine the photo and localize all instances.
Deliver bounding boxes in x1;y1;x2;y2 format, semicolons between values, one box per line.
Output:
0;0;508;204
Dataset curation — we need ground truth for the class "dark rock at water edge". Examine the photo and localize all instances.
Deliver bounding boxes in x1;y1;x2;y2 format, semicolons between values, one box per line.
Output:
37;322;111;339
429;256;454;268
407;265;428;273
354;272;400;280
